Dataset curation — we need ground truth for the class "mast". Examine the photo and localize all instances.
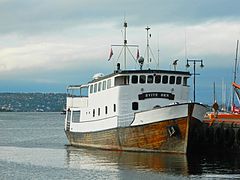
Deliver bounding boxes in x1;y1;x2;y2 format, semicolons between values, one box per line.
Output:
145;26;150;69
157;33;160;69
232;40;239;107
213;82;216;102
111;20;138;70
234;40;239;83
123;21;127;69
222;79;227;111
144;26;158;69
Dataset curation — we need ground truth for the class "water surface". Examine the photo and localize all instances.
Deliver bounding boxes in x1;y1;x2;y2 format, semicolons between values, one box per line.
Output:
0;112;240;179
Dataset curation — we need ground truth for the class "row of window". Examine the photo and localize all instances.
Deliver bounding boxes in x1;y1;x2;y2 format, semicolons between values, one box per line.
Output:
69;104;117;123
90;79;112;94
131;75;187;85
69;102;139;125
92;104;116;117
89;74;188;94
69;102;141;123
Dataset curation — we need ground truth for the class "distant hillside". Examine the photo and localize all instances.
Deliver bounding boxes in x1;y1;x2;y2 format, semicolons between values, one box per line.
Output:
0;93;66;112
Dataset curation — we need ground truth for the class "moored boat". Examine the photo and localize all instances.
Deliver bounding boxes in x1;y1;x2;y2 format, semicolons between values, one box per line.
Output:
64;21;207;154
203;40;240;123
202;40;240;153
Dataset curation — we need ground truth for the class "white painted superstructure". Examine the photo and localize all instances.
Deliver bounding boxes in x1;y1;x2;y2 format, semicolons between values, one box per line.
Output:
65;69;194;133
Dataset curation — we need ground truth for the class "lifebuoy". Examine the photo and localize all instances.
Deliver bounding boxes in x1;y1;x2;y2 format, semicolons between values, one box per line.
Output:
214;127;224;145
223;128;235;147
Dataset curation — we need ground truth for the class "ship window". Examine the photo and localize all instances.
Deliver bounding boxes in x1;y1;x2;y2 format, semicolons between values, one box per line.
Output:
183;77;189;86
98;108;100;116
115;76;129;86
80;86;89;97
132;102;139;110
107;79;111;89
90;85;93;94
170;76;175;84
147;75;153;83
140;75;146;84
98;82;102;92
93;109;95;117
105;106;108;114
102;81;106;90
132;75;138;84
162;75;168;84
94;84;97;93
113;104;116;112
72;110;81;123
155;75;161;83
176;76;182;85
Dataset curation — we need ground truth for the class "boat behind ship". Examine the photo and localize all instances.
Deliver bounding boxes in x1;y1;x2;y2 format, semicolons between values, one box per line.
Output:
64;21;207;154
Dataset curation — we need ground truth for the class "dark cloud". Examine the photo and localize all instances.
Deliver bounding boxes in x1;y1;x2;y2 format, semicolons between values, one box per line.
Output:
0;0;239;34
127;0;240;26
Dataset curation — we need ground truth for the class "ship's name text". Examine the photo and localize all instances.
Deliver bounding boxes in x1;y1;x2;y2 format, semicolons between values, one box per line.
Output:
138;92;175;100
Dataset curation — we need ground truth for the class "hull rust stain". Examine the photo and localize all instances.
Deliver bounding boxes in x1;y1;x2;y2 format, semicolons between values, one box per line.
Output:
66;116;201;154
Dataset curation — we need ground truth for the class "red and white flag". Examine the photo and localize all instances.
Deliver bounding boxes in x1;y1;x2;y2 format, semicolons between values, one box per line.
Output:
136;49;140;59
108;48;113;61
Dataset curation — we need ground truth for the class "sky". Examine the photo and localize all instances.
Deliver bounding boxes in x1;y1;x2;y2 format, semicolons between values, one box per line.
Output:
0;0;240;105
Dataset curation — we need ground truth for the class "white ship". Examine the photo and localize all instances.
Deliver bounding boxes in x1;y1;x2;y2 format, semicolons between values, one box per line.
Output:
64;21;207;154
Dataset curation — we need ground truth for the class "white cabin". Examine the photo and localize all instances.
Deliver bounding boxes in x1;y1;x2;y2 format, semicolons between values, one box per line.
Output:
65;69;190;132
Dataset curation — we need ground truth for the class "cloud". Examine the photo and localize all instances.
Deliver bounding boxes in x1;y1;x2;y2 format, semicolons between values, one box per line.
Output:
129;21;240;69
0;20;239;76
0;21;116;86
0;0;240;34
0;0;240;93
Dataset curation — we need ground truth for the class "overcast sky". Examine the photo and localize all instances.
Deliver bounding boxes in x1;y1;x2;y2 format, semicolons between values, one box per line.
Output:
0;0;240;104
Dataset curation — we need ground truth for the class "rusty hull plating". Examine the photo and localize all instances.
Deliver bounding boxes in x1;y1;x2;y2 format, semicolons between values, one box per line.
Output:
65;103;203;154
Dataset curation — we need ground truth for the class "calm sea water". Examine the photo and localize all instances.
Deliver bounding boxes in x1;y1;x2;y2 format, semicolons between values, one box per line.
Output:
1;112;240;180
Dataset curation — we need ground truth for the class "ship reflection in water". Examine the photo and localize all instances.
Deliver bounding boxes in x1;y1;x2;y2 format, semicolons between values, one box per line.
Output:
65;146;240;178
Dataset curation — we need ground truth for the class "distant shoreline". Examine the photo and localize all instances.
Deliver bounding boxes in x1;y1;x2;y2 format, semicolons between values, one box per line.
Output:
0;92;66;112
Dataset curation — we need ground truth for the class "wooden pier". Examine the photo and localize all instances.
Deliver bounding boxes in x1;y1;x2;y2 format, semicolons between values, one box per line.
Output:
194;113;240;153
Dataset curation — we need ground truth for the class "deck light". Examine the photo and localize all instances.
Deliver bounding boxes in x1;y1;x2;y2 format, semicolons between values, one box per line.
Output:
185;59;204;102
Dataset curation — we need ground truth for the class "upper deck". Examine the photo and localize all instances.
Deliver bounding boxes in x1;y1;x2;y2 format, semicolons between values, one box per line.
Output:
89;69;190;83
67;69;191;113
67;69;191;97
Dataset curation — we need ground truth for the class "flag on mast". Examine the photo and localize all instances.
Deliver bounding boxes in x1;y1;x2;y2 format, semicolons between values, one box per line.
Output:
108;48;113;61
136;48;140;60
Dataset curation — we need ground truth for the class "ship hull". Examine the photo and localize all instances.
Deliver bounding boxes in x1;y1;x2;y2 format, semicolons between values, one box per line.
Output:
65;103;207;154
